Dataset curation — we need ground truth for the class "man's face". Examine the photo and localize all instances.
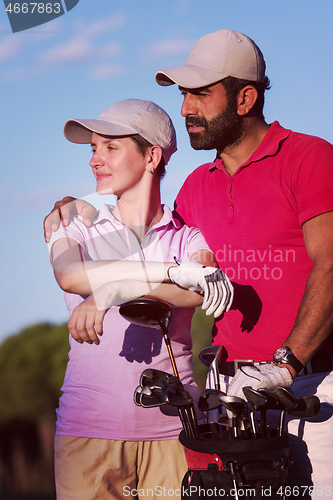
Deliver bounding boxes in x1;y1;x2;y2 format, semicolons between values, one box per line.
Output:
180;81;245;153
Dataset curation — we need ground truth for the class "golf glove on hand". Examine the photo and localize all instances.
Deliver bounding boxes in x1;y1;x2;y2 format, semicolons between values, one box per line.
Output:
227;363;293;400
168;260;234;318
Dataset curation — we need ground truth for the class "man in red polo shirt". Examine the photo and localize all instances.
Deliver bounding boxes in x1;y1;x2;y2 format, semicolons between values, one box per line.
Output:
155;29;333;493
44;29;333;493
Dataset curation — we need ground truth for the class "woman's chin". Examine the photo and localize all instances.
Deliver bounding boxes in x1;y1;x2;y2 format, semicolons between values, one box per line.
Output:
96;186;114;195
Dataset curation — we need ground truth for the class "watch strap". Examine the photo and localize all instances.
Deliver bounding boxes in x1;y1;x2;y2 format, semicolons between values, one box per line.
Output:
273;346;303;375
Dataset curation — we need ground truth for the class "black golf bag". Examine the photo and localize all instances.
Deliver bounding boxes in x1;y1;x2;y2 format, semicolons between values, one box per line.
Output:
179;423;289;500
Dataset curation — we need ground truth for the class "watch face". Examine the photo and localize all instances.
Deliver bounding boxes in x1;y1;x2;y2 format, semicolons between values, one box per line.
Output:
275;347;288;358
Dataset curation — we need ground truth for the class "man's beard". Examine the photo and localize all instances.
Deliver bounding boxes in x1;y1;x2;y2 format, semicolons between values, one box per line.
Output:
186;97;246;152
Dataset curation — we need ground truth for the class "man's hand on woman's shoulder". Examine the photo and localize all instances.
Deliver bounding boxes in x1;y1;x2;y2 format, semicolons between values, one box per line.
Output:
43;196;98;242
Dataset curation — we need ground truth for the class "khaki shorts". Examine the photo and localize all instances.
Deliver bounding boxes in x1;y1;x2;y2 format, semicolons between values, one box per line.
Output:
54;435;188;500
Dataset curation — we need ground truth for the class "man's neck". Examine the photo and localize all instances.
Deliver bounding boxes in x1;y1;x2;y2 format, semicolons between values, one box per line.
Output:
219;119;270;176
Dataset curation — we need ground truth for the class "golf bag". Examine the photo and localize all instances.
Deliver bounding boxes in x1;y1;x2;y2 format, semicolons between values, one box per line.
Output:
179;423;289;500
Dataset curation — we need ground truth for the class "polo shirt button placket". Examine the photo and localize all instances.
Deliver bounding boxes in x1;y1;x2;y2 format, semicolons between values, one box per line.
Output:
228;178;235;223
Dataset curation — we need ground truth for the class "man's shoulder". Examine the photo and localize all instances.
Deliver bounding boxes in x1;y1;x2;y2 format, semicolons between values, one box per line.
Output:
287;128;333;150
183;161;216;184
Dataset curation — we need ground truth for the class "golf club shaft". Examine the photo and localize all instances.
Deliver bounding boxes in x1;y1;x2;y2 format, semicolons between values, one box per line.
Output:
247;402;259;439
164;335;179;378
228;461;239;500
187;403;199;440
279;410;286;437
177;407;192;437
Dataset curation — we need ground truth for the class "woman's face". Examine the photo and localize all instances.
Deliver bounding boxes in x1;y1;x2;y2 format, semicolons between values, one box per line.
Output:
89;132;148;196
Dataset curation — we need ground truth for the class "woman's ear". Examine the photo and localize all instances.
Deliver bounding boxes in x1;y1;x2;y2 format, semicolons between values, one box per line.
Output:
237;86;258;116
146;145;163;171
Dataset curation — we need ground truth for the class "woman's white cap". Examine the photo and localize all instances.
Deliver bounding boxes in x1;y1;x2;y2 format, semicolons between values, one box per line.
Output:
64;99;177;165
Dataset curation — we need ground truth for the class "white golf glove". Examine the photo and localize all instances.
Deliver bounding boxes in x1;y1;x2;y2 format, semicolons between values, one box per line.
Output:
168;260;234;318
227;363;293;400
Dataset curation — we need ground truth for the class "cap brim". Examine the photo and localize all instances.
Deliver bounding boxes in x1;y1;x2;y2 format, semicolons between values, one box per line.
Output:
64;119;137;143
155;64;226;89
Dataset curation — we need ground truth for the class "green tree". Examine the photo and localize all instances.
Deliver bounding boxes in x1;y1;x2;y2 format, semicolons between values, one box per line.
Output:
0;307;214;422
0;323;69;424
190;307;214;391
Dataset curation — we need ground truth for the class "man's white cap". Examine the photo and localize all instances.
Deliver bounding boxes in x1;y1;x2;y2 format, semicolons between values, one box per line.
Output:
155;29;266;89
64;99;177;165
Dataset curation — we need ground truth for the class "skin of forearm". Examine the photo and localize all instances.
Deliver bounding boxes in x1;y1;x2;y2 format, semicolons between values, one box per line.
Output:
57;265;204;308
52;237;215;309
145;282;204;308
51;238;175;294
93;280;204;311
52;239;216;297
280;261;333;375
54;258;173;295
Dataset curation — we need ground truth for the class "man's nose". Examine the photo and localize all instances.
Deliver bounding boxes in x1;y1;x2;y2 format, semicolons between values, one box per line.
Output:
181;93;198;117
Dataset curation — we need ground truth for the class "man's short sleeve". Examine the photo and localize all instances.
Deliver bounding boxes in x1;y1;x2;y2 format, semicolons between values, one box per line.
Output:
291;137;333;226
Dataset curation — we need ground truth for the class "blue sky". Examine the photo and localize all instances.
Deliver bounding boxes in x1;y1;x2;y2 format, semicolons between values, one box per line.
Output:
1;0;333;341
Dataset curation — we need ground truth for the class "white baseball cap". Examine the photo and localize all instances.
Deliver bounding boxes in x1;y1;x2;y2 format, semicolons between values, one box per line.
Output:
155;29;266;89
63;99;177;165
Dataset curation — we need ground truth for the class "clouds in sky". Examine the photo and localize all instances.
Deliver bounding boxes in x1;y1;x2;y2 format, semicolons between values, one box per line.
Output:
0;9;194;82
0;35;22;62
0;11;127;81
147;39;194;60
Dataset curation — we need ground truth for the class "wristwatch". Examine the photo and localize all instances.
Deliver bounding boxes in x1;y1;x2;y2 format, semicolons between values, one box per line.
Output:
273;346;303;375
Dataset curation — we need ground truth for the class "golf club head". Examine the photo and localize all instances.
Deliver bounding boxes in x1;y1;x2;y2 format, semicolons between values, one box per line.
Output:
134;385;166;408
161;384;193;406
199;345;223;390
242;387;267;409
139;368;183;390
134;385;143;406
288;395;320;418
119;299;172;335
161;384;199;439
199;345;222;367
219;395;248;417
120;299;179;378
198;388;227;411
273;387;297;411
258;388;280;409
219;395;248;441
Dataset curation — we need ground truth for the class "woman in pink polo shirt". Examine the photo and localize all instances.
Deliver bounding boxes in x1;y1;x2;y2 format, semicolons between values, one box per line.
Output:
48;99;233;500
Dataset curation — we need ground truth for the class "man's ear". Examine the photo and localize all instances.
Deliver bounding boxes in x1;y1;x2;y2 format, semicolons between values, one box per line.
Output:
237;86;258;116
146;145;163;169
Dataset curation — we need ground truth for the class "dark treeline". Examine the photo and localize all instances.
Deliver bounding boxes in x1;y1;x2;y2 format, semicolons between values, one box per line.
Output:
0;323;69;496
